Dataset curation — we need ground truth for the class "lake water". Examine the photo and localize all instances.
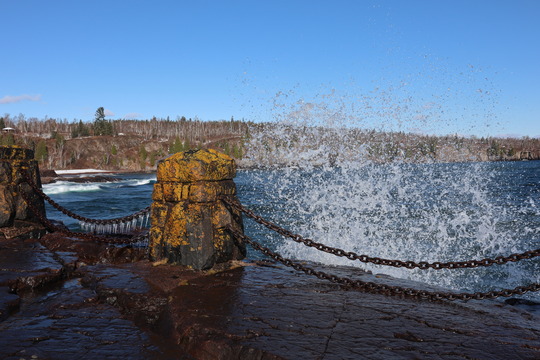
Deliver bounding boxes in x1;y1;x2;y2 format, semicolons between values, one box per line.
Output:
42;160;540;301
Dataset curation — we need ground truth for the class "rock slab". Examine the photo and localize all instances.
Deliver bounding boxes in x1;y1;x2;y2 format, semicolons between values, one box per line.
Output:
1;232;539;359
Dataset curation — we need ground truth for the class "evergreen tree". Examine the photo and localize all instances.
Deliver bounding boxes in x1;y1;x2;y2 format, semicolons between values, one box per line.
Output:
232;143;243;158
93;107;113;136
71;126;79;138
0;134;15;146
35;140;48;162
0;117;5;129
139;145;148;161
95;107;105;122
79;120;90;137
72;120;90;138
169;136;184;153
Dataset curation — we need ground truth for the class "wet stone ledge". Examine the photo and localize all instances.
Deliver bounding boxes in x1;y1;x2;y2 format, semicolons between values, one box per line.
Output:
0;237;64;293
1;232;539;359
0;278;169;360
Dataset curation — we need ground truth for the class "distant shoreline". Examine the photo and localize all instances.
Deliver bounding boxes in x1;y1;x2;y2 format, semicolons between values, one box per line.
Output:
54;169;115;175
43;168;155;176
42;158;540;177
40;169;156;185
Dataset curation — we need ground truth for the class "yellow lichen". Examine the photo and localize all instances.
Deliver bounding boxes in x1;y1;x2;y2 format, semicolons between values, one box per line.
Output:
163;203;188;247
156;149;235;182
149;149;243;268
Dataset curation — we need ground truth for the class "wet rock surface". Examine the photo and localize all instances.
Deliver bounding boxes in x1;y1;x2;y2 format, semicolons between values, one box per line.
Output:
0;286;20;321
0;278;169;360
0;221;47;240
0;237;63;292
1;232;539;359
160;263;540;359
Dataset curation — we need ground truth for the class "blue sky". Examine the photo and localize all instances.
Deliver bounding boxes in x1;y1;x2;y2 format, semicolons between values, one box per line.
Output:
1;0;539;137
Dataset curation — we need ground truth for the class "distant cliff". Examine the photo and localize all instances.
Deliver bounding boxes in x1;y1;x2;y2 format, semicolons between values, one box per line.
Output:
0;117;247;171
1;134;245;172
0;117;538;171
239;124;540;167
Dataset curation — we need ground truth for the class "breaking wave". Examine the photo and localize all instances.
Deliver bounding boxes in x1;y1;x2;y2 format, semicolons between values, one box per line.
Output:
43;177;156;195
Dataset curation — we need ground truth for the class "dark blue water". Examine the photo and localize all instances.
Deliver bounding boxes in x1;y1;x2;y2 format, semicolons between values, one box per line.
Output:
43;161;540;300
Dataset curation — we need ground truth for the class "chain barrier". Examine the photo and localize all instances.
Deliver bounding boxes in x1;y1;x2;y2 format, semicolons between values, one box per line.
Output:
20;187;148;245
221;196;540;271
24;171;150;225
21;171;149;245
225;225;540;301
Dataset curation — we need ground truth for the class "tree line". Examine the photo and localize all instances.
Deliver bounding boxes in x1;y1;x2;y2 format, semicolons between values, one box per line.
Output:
0;109;250;170
0;110;249;145
1;110;538;170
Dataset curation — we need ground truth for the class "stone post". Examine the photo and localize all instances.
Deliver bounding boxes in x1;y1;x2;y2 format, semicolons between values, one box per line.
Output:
149;149;245;270
0;146;46;229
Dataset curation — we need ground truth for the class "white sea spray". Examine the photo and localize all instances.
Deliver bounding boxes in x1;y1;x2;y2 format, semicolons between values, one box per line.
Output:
239;85;539;299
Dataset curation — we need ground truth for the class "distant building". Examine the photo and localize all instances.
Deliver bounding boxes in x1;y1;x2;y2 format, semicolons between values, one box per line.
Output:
2;127;16;133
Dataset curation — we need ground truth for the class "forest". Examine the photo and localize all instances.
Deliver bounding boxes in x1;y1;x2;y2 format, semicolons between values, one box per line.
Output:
0;111;248;170
0;111;539;171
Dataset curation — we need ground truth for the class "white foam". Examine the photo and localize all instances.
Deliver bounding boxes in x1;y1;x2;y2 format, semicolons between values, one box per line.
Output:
127;178;155;186
43;181;102;194
42;176;155;195
55;169;106;175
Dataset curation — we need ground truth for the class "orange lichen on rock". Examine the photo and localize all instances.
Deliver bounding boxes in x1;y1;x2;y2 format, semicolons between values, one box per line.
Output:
150;149;245;270
0;145;46;230
156;148;236;182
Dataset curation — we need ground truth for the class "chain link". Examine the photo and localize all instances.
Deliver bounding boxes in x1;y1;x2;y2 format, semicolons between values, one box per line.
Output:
21;174;148;245
19;172;540;299
225;225;540;301
221;196;540;271
24;170;150;225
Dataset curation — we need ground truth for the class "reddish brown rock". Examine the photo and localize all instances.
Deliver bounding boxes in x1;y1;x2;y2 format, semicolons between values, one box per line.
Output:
0;145;46;229
1;231;539;359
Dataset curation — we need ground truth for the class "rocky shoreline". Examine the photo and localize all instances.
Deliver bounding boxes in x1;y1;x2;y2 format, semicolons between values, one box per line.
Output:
1;230;540;359
39;169;124;185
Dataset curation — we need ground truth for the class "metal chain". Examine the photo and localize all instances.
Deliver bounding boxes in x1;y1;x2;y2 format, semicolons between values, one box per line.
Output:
221;196;540;270
20;178;148;245
225;225;540;301
24;170;150;225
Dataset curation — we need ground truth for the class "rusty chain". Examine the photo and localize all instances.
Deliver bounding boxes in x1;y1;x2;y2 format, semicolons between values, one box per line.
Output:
21;173;149;245
24;170;150;225
21;187;148;245
18;170;540;299
221;196;540;270
225;225;540;301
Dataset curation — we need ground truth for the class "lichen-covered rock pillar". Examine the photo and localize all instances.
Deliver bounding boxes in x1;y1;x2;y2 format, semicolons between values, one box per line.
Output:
149;149;246;270
0;145;46;228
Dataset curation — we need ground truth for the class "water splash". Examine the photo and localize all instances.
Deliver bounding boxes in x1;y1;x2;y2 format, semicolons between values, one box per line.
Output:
239;84;539;300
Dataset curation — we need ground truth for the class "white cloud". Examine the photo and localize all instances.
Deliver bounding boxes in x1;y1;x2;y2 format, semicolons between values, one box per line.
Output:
0;94;42;104
104;109;115;117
